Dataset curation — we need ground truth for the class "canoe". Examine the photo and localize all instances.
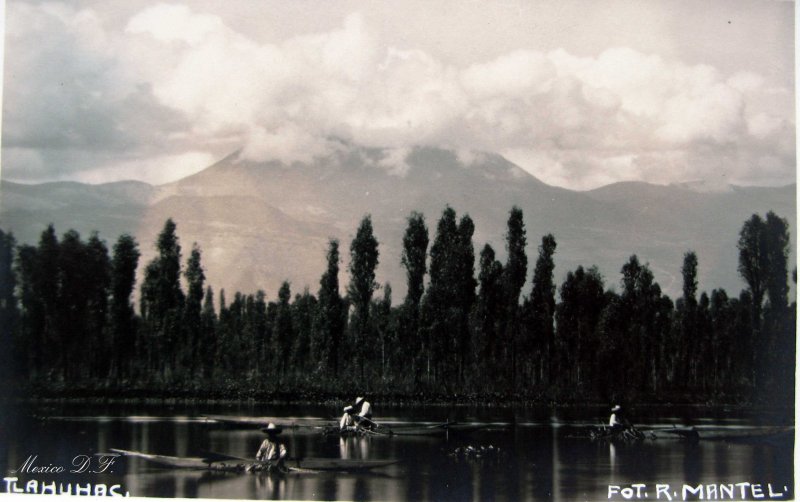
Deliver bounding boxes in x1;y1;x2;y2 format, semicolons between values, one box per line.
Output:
110;448;399;473
325;422;487;437
648;426;794;442
587;425;793;443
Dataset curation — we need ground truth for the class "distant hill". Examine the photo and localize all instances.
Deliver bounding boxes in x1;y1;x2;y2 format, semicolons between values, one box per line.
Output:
1;146;795;302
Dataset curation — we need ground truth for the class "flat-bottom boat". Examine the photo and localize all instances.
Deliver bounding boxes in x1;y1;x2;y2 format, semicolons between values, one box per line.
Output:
110;448;399;474
325;421;487;437
587;425;793;443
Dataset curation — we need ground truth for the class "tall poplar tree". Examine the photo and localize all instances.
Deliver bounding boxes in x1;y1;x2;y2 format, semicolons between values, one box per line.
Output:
527;234;557;386
737;212;793;398
454;215;477;384
422;206;459;386
555;266;605;389
109;234;140;379
38;225;60;378
762;212;793;401
140;219;185;377
401;212;428;381
57;229;90;381
273;281;294;379
679;251;699;388
291;289;317;377
475;244;504;387
348;215;380;380
85;233;111;378
183;244;205;376
502;207;527;390
314;239;346;376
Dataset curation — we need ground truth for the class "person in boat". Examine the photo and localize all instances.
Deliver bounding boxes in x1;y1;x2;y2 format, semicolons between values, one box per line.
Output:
340;405;357;432
609;405;630;432
254;423;287;471
354;396;373;428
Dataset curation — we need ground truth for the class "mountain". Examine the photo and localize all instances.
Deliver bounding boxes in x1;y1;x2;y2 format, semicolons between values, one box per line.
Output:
1;146;795;301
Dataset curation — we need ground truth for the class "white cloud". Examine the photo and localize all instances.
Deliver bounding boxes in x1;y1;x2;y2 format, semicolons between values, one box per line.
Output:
374;147;412;177
75;151;218;185
2;2;794;189
126;3;225;45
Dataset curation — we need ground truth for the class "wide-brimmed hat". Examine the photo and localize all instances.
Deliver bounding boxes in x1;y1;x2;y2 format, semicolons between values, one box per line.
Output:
260;422;283;434
355;396;365;405
343;405;354;414
611;405;621;412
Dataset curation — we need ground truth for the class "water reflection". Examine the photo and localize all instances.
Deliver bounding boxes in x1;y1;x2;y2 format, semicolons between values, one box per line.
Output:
255;471;286;499
339;436;370;460
0;404;793;501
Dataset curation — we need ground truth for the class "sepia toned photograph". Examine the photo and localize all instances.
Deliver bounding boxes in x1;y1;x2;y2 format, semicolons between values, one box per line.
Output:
0;1;795;500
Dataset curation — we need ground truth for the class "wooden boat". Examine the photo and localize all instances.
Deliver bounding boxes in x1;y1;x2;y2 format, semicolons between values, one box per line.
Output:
110;448;400;473
324;421;487;437
648;425;794;442
587;425;793;443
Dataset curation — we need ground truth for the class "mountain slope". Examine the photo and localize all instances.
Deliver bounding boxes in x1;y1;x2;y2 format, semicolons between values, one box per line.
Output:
1;147;795;301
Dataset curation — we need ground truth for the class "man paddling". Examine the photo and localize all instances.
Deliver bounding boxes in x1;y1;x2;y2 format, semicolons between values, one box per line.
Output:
354;396;374;429
252;423;287;472
609;405;633;432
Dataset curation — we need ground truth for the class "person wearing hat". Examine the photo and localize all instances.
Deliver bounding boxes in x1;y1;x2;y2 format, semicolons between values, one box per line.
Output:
340;405;357;432
609;405;627;432
255;423;287;470
355;396;372;421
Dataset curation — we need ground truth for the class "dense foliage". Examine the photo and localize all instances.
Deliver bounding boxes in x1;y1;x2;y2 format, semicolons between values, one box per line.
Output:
0;208;794;405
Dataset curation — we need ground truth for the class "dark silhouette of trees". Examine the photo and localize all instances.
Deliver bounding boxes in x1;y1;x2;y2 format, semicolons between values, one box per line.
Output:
314;239;347;377
1;209;793;405
502;207;527;392
200;286;217;379
400;212;428;385
525;234;557;388
421;207;460;387
140;219;185;379
738;212;793;403
109;234;140;379
183;244;205;377
347;215;380;381
273;281;294;380
555;266;605;391
678;251;699;388
421;207;477;389
292;289;317;378
474;244;504;390
0;230;19;385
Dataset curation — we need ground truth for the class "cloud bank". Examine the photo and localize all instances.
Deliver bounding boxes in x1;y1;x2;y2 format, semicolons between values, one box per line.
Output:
2;2;794;190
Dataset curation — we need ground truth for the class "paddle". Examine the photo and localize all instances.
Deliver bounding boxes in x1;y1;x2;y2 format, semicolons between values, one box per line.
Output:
354;415;392;434
202;451;318;474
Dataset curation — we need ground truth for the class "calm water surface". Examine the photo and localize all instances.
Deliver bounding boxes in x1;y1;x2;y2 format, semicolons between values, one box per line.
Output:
0;402;793;501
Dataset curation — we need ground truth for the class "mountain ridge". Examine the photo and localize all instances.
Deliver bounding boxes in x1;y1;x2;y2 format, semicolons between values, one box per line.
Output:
1;146;795;301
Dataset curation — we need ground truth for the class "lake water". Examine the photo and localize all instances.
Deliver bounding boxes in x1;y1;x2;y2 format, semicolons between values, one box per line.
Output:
0;402;794;501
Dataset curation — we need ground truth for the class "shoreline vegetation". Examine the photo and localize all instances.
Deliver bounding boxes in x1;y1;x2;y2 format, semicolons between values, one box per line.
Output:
7;390;795;411
0;206;795;410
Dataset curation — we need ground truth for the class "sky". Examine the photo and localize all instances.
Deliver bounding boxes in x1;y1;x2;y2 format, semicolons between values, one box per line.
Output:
1;0;795;190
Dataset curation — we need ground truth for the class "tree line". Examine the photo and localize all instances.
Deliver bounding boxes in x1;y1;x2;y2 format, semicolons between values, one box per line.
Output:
0;207;794;405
